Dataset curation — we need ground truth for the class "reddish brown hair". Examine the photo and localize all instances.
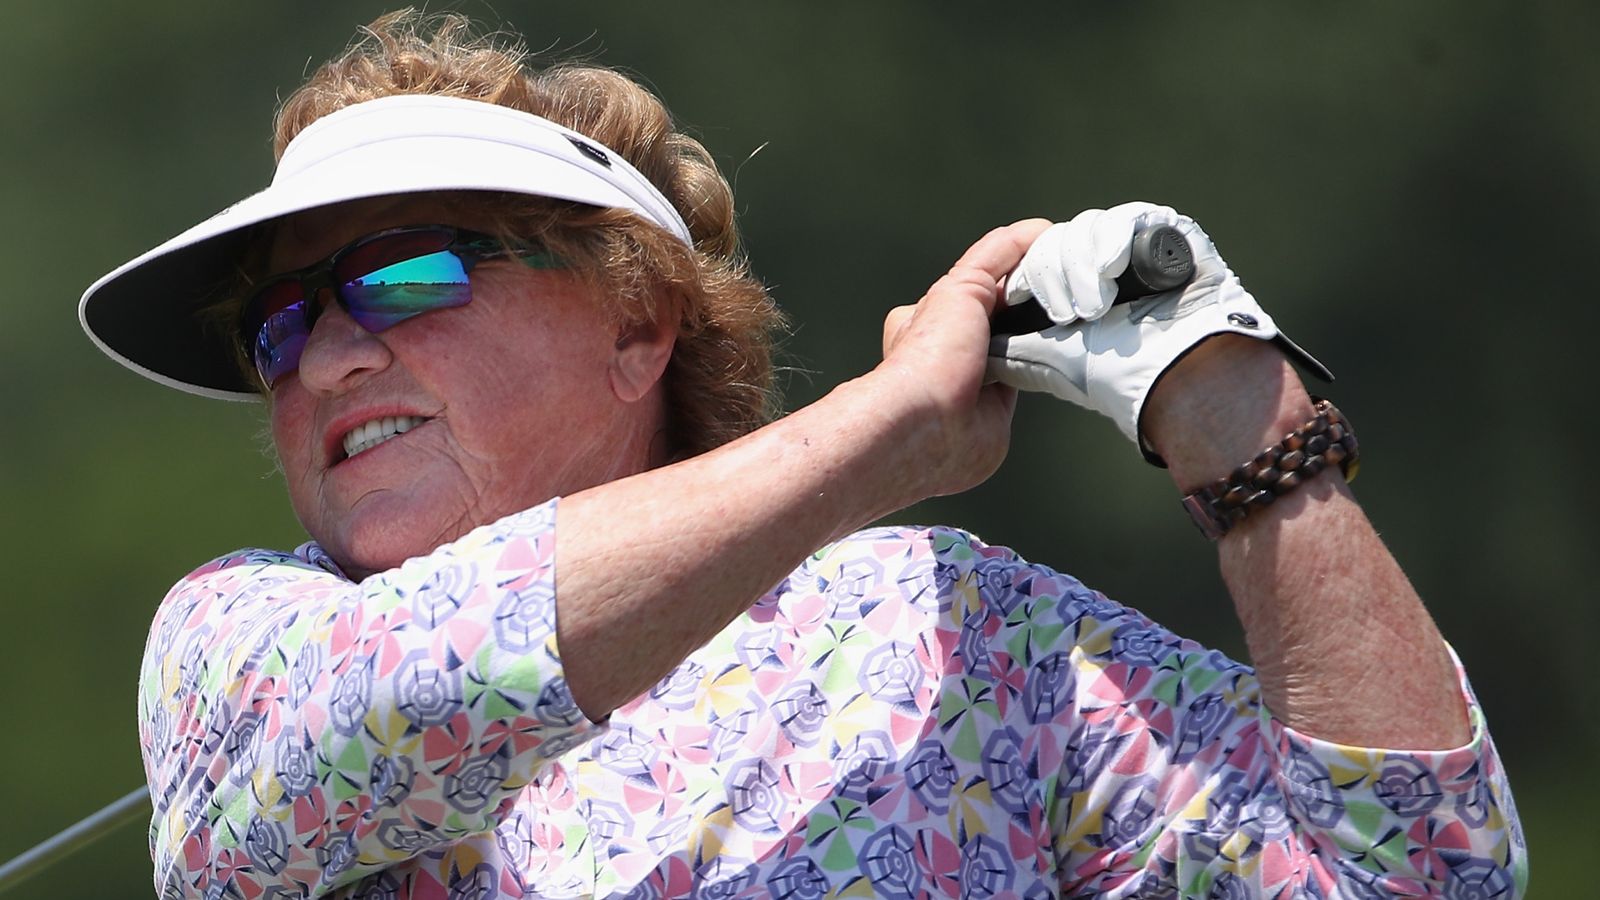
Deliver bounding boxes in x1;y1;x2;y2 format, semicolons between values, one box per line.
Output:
266;9;784;458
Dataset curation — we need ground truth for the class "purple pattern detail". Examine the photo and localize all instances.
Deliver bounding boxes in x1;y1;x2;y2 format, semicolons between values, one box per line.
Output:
371;754;415;808
1444;858;1515;900
493;582;555;651
980;728;1034;817
395;651;463;728
708;706;758;763
959;834;1014;897
414;562;475;628
1210;871;1251;900
1023;651;1075;724
649;660;705;710
726;759;784;832
692;857;758;899
1102;775;1159;848
595;726;659;779
1375;756;1445;817
833;730;894;801
1240;787;1293;845
765;856;828;899
1281;737;1347;828
905;739;958;814
859;825;919;899
771;682;830;748
1173;693;1232;764
444;752;508;814
858;641;919;705
1110;623;1175;667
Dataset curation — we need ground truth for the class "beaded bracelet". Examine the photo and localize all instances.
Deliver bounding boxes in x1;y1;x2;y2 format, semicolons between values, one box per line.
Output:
1179;397;1359;540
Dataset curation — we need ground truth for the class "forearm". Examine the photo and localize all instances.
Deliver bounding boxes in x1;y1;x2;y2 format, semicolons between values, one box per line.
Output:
556;220;1040;721
557;373;923;719
1143;335;1470;748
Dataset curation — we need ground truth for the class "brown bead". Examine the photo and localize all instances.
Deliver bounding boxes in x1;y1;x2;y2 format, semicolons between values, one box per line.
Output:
1184;398;1358;541
1271;471;1302;495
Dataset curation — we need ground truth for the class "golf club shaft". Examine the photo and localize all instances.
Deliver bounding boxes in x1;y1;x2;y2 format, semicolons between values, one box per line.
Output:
0;785;148;894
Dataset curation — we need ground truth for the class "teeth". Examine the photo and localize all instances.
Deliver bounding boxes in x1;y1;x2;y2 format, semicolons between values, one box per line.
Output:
342;415;428;459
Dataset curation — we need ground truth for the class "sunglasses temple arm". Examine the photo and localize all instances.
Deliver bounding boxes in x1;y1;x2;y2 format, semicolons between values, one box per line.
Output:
0;785;149;894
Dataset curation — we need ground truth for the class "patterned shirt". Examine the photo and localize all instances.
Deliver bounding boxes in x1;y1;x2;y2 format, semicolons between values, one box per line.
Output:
138;498;1527;899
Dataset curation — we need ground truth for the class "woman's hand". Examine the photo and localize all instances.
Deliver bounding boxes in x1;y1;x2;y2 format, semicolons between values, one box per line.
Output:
869;218;1053;503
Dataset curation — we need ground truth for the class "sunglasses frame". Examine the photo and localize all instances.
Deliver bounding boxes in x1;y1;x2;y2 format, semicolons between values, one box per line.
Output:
239;224;560;388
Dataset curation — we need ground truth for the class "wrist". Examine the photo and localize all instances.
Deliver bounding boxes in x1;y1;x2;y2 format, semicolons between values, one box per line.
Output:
1141;335;1314;491
801;373;937;523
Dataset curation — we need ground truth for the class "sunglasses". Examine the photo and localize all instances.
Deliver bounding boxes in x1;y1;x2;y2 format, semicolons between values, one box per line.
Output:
240;224;560;388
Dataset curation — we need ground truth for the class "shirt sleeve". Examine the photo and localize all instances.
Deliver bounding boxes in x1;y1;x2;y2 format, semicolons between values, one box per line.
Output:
939;529;1528;899
136;498;601;899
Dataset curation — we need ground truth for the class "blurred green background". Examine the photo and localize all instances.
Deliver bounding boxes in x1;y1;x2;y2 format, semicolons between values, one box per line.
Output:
2;1;1593;896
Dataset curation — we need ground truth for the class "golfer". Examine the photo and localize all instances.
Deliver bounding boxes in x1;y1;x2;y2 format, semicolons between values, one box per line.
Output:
81;12;1525;899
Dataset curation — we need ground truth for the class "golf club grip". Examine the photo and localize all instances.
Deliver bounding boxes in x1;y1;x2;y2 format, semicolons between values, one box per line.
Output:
989;224;1195;335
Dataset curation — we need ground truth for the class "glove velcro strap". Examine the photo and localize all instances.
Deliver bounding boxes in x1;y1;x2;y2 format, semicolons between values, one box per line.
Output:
1179;397;1359;540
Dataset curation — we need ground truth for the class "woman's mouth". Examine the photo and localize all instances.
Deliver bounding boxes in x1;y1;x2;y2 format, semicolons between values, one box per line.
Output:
342;415;430;460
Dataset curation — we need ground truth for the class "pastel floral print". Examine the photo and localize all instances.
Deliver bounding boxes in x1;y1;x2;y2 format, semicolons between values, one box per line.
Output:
139;500;1525;898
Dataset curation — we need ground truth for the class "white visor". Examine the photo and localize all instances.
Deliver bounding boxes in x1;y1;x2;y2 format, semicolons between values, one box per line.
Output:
78;94;694;400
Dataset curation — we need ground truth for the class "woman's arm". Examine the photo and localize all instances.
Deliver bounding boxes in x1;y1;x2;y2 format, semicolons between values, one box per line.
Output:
1141;334;1471;750
555;220;1052;719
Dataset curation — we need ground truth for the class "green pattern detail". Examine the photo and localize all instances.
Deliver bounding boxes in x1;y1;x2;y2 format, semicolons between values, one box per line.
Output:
1130;831;1158;867
1343;799;1386;842
1370;828;1410;872
216;793;253;849
366;583;405;615
1152;673;1180;707
1183;868;1214;897
819;651;859;695
1003;604;1066;665
496;648;550;697
1184;665;1222;695
331;740;367;802
932;530;975;561
952;715;980;760
482;688;525;721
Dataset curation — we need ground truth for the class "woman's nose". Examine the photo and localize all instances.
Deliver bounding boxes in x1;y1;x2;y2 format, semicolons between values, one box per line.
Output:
293;291;393;394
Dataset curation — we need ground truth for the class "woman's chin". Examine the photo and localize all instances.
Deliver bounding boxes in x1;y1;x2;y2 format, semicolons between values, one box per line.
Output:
314;507;469;581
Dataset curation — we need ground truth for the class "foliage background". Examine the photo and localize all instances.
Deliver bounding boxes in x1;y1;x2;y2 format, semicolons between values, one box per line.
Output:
1;1;1592;896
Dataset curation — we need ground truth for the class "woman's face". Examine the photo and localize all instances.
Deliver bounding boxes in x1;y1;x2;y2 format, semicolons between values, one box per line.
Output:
265;195;670;577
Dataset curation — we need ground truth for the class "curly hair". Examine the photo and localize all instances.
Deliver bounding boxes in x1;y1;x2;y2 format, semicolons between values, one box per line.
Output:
263;9;785;459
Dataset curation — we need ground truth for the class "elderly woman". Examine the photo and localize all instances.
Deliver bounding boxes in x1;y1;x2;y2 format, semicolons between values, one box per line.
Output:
80;12;1523;900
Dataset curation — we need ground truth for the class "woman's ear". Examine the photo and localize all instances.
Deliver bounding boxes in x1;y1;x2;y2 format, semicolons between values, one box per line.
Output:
608;315;676;403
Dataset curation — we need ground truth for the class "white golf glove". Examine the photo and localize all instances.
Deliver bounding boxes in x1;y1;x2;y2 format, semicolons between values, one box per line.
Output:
986;202;1330;462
